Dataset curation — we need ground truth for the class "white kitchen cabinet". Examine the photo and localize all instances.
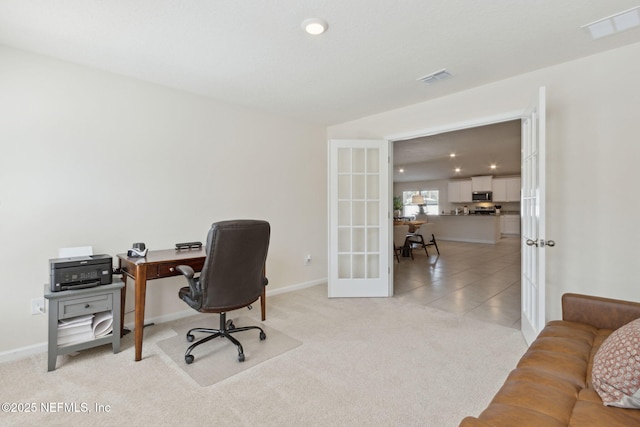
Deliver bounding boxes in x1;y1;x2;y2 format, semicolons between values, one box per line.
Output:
501;214;520;235
448;180;472;203
472;176;493;192
493;178;507;201
460;180;472;202
493;177;521;202
506;177;521;201
447;181;459;203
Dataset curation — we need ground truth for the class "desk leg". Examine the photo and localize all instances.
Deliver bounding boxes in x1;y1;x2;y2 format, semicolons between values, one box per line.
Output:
134;264;147;362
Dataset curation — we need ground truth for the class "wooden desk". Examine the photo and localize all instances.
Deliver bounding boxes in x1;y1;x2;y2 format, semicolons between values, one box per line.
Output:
117;248;266;361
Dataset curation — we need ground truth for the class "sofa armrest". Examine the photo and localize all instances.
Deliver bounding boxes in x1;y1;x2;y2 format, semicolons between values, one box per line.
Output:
562;293;640;330
459;416;493;427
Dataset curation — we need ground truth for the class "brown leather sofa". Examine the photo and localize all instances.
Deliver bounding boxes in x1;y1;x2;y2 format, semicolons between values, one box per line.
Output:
460;293;640;426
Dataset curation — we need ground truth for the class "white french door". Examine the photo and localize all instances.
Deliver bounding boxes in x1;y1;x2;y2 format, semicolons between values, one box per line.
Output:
521;86;549;345
328;139;391;297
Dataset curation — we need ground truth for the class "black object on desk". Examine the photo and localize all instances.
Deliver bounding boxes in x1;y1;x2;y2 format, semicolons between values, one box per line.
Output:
175;241;202;250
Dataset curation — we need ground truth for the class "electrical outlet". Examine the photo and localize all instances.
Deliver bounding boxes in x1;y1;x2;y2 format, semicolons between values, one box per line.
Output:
31;298;45;315
304;254;312;266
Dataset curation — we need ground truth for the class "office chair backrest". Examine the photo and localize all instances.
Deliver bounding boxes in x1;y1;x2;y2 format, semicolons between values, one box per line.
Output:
199;220;270;312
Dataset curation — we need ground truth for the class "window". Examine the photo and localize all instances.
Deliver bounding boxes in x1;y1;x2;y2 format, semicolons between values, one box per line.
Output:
402;190;439;216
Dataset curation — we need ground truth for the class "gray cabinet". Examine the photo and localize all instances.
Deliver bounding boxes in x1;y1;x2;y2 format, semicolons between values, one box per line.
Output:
44;280;123;371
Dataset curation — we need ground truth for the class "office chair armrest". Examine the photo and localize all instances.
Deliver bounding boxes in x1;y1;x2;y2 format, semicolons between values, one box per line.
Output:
176;265;195;278
176;265;201;296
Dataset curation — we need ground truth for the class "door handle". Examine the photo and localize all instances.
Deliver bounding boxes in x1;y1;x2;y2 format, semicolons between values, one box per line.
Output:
526;239;556;247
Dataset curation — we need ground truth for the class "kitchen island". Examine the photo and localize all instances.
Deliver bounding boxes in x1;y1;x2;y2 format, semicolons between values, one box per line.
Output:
429;214;501;244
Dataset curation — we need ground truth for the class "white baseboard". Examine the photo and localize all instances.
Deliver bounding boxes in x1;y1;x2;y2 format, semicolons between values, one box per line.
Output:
438;237;498;244
0;278;327;363
0;342;48;363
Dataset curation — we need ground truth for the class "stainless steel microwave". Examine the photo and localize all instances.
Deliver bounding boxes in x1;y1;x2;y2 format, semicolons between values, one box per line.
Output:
472;191;492;202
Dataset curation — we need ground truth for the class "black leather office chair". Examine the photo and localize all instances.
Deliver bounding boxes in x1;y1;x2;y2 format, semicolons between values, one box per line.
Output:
176;219;270;363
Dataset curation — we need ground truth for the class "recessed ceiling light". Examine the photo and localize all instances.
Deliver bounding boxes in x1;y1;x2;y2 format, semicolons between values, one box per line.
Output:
302;18;328;35
449;153;456;158
399;168;404;173
454;167;461;173
490;164;497;170
582;6;640;40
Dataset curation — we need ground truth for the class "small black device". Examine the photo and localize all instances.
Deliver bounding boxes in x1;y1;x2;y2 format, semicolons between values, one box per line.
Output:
127;242;148;257
175;241;202;250
50;254;113;292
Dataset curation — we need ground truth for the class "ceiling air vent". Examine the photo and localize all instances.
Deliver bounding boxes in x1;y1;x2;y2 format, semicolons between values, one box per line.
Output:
417;69;452;85
582;6;640;40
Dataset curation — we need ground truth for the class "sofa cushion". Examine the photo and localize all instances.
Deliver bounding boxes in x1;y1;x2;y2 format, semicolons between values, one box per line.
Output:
592;318;640;408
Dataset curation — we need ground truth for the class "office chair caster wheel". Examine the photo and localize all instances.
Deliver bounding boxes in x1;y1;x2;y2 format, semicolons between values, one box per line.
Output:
185;354;194;364
238;353;245;362
186;333;195;342
259;331;266;340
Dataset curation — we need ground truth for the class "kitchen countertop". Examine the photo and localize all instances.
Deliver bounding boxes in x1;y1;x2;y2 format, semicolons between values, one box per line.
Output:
439;211;520;216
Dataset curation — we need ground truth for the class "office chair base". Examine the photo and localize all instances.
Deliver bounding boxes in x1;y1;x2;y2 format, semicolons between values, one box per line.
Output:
184;313;266;364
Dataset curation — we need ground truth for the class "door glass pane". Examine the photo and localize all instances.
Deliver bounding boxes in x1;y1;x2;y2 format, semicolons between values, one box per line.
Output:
367;175;379;199
338;228;350;252
338;175;350;199
367;254;380;278
352;148;365;173
352;175;365;199
352;202;365;226
367;228;379;252
352;228;365;252
367;201;379;226
338;201;350;226
352;255;365;278
367;148;379;173
338;148;351;173
338;254;351;278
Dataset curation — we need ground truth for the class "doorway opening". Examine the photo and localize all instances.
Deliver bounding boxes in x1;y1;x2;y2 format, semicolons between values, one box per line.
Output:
391;118;522;328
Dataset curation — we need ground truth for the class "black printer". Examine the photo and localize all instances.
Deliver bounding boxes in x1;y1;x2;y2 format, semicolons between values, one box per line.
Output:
49;254;113;292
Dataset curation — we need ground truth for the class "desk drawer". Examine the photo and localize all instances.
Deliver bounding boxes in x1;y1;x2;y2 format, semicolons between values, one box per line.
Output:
59;293;113;319
156;259;205;278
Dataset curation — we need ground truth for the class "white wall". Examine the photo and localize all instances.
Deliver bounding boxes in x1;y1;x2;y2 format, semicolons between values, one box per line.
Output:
330;41;640;322
0;46;328;354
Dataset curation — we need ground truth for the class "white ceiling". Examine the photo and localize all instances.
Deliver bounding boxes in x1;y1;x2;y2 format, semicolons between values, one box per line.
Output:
393;120;522;182
1;1;640;127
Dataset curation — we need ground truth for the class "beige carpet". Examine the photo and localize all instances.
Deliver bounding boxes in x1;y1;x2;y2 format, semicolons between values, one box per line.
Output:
157;316;301;386
0;284;527;426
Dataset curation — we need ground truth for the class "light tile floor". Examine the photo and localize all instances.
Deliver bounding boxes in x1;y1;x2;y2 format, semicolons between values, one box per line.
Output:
393;236;522;329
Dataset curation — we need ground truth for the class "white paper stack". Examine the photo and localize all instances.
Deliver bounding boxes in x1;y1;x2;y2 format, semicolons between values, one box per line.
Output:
92;311;113;338
58;314;94;346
